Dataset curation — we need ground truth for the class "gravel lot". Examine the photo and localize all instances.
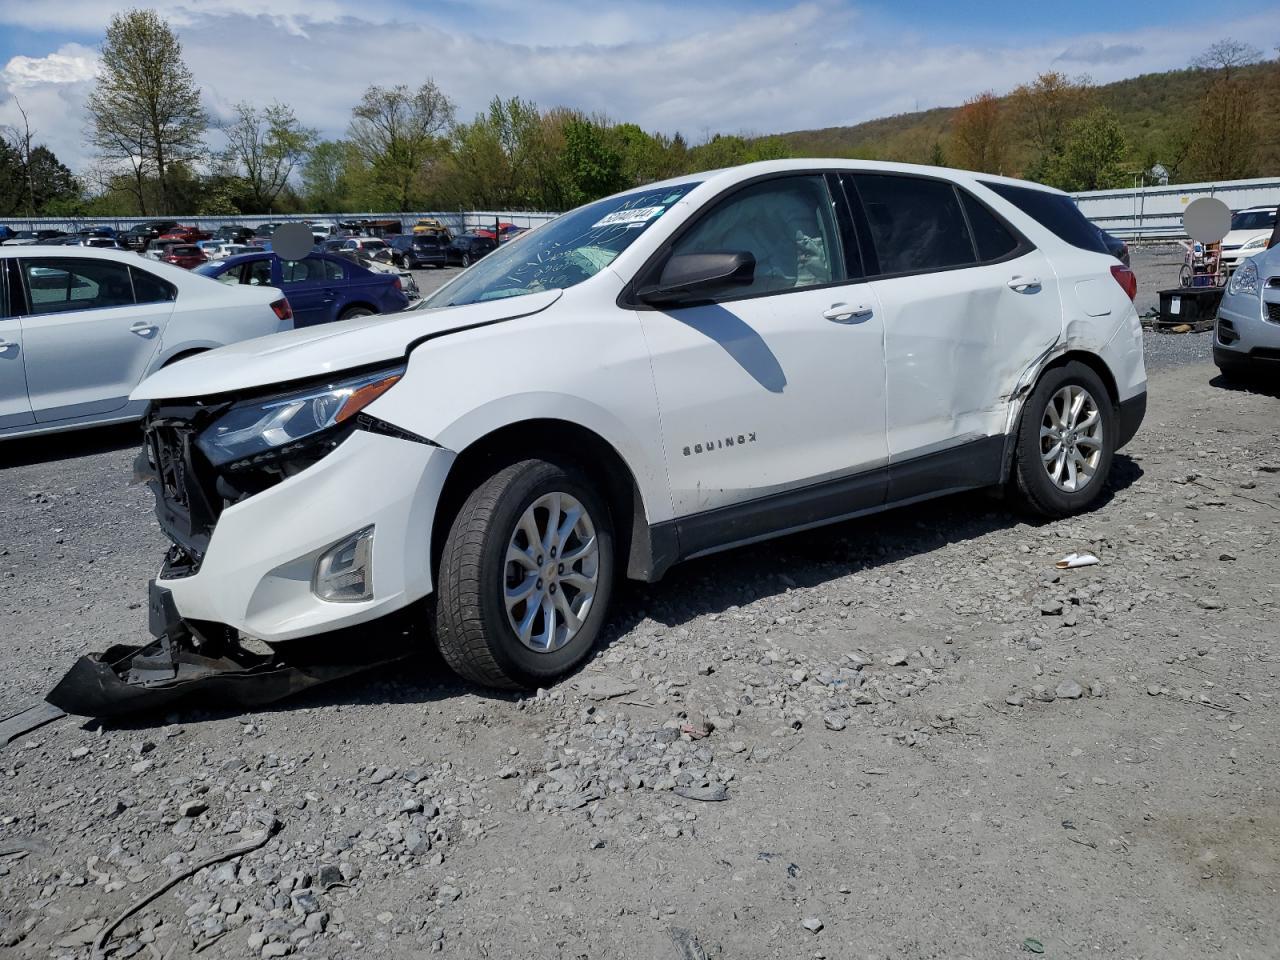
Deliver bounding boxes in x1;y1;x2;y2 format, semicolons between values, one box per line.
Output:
2;263;1274;959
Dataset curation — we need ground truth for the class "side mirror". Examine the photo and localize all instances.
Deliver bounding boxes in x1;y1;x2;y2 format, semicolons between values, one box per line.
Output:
637;251;755;306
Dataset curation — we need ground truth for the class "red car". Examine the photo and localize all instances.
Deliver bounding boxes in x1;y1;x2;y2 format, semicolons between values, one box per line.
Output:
162;244;208;269
157;225;213;244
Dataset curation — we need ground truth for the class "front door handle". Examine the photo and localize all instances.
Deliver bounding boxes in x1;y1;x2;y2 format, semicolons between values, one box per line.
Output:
1007;275;1041;292
0;338;18;355
130;322;158;337
823;302;873;323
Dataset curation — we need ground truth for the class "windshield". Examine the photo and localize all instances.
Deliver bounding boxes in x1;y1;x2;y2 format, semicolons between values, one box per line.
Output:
1231;210;1276;231
425;182;700;307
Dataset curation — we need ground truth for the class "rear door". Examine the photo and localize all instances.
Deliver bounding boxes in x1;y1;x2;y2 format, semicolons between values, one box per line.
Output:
279;256;346;327
17;256;175;422
844;172;1062;498
0;260;34;430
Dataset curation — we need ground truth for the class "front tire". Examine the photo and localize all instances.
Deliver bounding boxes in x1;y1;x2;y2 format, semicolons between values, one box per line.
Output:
461;253;472;267
1013;362;1115;518
434;459;615;689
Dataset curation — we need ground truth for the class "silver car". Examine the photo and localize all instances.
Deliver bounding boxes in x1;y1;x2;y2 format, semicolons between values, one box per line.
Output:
1214;244;1280;378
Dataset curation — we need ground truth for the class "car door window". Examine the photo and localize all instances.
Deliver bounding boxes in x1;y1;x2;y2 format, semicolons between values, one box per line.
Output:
851;174;976;275
959;190;1023;262
21;258;135;314
244;259;273;286
671;175;844;296
131;267;177;303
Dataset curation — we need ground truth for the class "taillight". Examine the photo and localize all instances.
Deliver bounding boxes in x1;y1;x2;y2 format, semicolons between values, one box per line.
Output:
392;277;402;292
1110;264;1137;301
270;298;293;322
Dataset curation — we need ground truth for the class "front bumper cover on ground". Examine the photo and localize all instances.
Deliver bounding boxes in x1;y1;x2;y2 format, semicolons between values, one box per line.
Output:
46;582;418;719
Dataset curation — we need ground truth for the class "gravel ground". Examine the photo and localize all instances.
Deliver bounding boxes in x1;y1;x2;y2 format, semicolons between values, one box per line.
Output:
2;281;1275;959
1129;244;1213;372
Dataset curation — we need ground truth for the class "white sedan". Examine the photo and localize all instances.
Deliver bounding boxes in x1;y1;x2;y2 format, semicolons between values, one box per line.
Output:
1;246;294;440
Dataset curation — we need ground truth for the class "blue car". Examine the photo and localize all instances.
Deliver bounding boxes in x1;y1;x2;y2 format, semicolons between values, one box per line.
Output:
195;251;409;327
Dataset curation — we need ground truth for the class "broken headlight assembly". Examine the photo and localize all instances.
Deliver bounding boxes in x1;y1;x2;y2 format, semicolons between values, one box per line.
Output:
195;366;405;496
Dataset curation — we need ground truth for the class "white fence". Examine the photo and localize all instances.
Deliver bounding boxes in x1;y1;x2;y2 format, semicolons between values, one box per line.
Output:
1073;176;1280;242
0;210;560;235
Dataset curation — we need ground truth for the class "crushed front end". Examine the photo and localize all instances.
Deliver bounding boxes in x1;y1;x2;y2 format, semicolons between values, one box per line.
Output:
48;367;455;718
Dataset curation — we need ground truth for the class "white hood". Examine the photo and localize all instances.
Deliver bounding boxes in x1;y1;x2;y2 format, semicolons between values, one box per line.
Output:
132;290;562;400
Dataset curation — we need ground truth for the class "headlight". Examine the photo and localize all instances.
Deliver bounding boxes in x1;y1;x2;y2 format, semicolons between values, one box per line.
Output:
197;367;404;467
1242;236;1267;250
1227;258;1260;298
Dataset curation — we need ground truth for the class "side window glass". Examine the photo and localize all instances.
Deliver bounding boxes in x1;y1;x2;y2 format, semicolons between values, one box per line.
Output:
960;191;1021;262
323;259;345;281
671;175;844;296
131;267;177;303
852;174;976;275
245;259;273;286
22;258;135;314
216;271;241;287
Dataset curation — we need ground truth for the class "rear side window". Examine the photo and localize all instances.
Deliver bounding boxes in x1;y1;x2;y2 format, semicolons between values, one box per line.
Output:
960;191;1022;261
852;174;975;274
982;181;1108;255
131;267;177;304
21;258;135;314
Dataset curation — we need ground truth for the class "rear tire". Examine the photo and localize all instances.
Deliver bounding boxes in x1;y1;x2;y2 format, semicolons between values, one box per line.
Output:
461;253;472;267
339;306;374;321
1013;362;1115;518
434;459;614;690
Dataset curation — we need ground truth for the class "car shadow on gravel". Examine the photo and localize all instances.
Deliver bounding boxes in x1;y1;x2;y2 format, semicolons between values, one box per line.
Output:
2;421;141;468
1209;373;1280;399
80;455;1142;728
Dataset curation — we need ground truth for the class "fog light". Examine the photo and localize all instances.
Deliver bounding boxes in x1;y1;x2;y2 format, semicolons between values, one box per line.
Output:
313;526;374;602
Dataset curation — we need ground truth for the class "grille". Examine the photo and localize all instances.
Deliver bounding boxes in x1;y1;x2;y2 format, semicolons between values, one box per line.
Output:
1267;302;1280;325
142;417;222;560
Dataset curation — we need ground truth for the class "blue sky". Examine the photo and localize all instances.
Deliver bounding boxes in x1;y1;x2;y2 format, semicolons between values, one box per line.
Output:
1;0;1277;172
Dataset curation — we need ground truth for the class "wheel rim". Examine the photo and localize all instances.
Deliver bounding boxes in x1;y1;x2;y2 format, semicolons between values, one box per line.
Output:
1040;384;1104;493
503;492;599;653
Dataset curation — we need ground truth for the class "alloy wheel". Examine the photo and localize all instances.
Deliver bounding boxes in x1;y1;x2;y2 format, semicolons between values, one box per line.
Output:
503;492;599;653
1040;384;1104;493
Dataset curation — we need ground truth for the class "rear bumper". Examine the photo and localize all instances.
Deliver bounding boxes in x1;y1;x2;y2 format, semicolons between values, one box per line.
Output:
1116;390;1146;450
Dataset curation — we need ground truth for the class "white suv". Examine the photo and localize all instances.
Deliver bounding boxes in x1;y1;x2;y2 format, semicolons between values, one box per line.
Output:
1220;206;1277;271
132;160;1147;690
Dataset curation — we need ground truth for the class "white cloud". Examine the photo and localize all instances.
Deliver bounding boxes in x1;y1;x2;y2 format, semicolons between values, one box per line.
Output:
2;44;98;87
1;4;1278;176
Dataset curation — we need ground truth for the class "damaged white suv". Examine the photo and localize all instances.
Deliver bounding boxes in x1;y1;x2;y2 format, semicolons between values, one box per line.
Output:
132;160;1146;690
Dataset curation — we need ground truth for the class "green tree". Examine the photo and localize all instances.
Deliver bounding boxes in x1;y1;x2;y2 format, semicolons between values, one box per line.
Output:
1187;76;1259;180
221;101;317;213
559;116;626;206
301;140;363;212
348;81;455;211
86;9;207;213
1051;107;1129;191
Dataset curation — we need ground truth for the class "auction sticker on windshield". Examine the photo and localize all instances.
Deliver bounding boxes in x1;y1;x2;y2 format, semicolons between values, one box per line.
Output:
592;206;665;229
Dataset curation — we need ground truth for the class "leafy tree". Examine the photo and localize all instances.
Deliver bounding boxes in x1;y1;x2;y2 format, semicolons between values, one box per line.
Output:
1009;72;1092;179
301;140;364;212
348;81;455;211
1187;76;1259;180
559;116;625;206
86;9;207;213
949;92;1006;173
221;101;317;213
1050;107;1129;191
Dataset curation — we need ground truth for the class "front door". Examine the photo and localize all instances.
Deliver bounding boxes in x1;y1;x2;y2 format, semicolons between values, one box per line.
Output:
0;262;33;430
638;173;888;553
18;257;173;422
844;172;1062;498
278;256;346;327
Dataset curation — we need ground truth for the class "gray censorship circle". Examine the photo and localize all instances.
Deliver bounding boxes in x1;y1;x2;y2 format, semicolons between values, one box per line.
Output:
1183;198;1231;244
271;222;315;260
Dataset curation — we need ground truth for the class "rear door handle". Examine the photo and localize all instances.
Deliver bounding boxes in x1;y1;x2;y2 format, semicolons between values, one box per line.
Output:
1007;276;1041;292
130;321;158;337
823;302;873;323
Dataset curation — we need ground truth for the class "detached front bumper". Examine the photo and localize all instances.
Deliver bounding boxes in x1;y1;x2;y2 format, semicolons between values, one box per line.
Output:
156;429;453;643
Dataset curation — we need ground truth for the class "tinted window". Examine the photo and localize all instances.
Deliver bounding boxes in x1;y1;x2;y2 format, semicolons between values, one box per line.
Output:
960;191;1021;261
1231;210;1275;231
131;267;177;303
671;175;843;296
282;258;343;283
22;258;135;314
852;174;975;274
245;259;273;286
982;181;1108;255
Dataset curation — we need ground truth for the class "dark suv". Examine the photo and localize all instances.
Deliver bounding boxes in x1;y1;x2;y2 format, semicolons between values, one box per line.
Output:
448;233;497;267
389;234;449;268
122;220;181;251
